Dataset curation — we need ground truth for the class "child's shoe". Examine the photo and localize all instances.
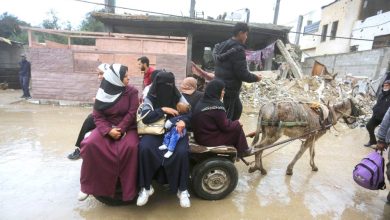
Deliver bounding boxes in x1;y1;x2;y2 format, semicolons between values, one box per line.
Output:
159;144;167;150
164;151;173;158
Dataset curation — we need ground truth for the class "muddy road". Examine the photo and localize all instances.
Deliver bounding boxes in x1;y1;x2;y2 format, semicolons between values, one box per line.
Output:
1;91;389;219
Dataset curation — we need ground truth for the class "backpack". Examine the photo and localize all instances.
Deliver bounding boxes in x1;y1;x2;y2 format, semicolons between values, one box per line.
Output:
353;151;386;190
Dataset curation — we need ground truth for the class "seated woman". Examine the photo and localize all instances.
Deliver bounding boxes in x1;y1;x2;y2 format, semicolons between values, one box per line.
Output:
137;71;191;208
180;77;203;110
78;64;139;202
191;79;252;156
67;63;108;160
142;69;163;100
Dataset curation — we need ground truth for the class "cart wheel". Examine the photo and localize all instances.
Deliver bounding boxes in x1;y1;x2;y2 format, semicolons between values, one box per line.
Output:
191;158;238;200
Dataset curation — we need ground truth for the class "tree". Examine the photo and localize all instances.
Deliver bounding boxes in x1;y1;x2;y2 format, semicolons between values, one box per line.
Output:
79;11;105;32
72;11;105;45
63;21;72;31
42;9;61;30
0;12;30;43
38;9;69;44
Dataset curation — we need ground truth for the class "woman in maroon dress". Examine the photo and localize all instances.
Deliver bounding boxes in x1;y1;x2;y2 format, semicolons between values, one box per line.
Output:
191;79;252;156
78;64;139;201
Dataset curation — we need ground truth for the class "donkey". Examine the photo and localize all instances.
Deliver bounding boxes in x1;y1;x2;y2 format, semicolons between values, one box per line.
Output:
248;98;363;175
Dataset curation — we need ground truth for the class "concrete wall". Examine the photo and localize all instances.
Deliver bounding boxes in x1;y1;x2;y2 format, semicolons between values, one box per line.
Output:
315;0;363;55
29;35;187;103
301;48;316;62
302;47;390;80
351;11;390;51
0;43;25;89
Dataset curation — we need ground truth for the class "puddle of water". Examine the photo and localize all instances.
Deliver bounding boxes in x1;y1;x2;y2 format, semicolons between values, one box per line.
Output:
0;102;389;219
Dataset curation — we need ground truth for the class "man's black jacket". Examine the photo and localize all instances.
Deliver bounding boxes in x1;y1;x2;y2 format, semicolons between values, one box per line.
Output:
213;38;257;95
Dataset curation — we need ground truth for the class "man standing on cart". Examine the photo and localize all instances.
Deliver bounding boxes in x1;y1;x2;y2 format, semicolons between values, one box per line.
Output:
212;22;262;120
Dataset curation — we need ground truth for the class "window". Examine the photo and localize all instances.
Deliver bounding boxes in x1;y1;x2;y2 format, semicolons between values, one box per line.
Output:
330;21;338;40
321;24;328;42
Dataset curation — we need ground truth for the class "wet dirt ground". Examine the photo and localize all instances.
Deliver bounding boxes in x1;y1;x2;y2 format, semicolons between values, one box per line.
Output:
1;90;390;220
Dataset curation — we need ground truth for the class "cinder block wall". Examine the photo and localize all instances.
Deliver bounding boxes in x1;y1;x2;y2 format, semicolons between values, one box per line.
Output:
29;36;187;103
302;47;390;79
0;43;24;89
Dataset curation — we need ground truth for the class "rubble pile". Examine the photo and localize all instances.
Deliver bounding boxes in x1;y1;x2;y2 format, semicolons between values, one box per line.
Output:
240;75;376;125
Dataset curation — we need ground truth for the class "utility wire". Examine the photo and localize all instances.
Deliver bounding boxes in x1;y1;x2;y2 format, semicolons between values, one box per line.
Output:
73;0;375;42
289;31;374;41
351;20;390;31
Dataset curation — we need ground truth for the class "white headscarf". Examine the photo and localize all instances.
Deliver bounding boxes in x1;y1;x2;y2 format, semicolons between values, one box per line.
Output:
97;63;109;73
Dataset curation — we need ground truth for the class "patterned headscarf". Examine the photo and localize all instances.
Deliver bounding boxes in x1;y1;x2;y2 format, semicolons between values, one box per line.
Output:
94;64;128;111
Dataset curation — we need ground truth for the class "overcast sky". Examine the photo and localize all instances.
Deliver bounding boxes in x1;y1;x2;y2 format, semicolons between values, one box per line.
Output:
1;0;334;29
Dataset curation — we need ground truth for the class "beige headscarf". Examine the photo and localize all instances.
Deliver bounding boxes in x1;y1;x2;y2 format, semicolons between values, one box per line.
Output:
180;77;197;95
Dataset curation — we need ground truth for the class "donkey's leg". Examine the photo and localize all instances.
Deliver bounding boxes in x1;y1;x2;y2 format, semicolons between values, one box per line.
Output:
249;150;265;174
286;136;313;175
309;138;318;171
249;130;282;175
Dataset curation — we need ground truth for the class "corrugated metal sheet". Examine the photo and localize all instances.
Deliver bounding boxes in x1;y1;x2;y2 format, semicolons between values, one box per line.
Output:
303;21;320;34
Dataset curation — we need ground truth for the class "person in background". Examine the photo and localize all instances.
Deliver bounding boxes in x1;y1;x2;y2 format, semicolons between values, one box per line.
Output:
19;54;31;99
212;22;262;120
138;56;155;88
67;63;109;160
364;80;390;147
180;77;203;110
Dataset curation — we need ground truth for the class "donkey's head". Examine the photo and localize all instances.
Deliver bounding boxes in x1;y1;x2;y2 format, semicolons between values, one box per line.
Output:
331;98;364;125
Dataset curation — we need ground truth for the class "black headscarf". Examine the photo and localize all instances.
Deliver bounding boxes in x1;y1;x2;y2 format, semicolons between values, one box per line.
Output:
147;71;181;109
194;79;226;114
150;69;162;82
94;64;128;111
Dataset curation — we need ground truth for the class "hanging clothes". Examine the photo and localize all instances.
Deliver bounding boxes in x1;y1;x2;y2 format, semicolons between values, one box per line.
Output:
245;41;276;70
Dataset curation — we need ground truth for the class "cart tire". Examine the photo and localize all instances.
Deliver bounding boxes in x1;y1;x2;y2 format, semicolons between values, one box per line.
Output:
191;158;238;200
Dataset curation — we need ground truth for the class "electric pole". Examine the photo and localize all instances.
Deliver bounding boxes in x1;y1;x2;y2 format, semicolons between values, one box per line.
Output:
273;0;280;24
190;0;196;18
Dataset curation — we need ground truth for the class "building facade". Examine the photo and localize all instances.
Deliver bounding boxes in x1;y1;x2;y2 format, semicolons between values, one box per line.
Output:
299;0;390;57
315;0;363;55
24;27;187;103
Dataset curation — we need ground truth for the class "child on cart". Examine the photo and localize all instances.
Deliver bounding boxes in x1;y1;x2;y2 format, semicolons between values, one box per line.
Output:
159;102;190;158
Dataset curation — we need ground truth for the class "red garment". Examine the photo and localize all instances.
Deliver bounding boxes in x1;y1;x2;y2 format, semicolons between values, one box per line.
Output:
80;85;139;201
191;109;249;153
143;67;155;87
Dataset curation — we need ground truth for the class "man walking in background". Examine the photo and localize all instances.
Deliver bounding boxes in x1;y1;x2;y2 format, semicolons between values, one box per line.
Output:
138;56;155;88
365;80;390;147
19;54;31;99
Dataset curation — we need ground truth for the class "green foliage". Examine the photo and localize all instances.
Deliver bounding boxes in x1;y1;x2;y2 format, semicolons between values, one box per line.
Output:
42;9;61;30
38;9;68;44
79;11;105;32
72;11;105;45
0;12;30;43
0;9;106;46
